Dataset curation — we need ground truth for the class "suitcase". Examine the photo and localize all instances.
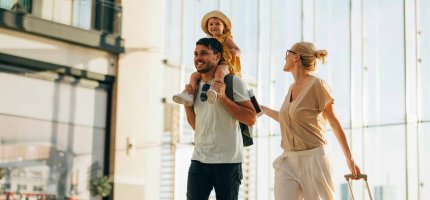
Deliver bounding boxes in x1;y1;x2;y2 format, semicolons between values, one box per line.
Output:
344;174;373;200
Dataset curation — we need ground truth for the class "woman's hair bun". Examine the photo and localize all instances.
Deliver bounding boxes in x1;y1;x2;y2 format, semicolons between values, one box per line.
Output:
314;49;327;64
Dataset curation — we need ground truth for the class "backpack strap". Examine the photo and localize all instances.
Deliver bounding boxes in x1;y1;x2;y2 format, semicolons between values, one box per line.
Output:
224;74;234;100
223;74;253;147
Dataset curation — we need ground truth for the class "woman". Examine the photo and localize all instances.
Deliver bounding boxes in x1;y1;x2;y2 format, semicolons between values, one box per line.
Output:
261;42;361;199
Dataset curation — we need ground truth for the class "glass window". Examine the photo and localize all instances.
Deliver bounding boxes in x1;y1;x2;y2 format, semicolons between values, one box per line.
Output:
419;122;430;199
0;0;31;13
314;0;351;128
196;0;220;14
164;0;183;65
269;135;283;200
364;0;405;125
326;129;352;200
364;125;406;200
230;0;259;80
350;0;364;127
419;0;430;121
302;0;314;41
173;145;194;200
270;0;301;135
255;137;273;200
0;71;107;200
257;0;271;137
72;0;91;30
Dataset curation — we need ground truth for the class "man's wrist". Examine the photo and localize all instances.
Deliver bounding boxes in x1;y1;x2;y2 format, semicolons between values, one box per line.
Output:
218;94;229;104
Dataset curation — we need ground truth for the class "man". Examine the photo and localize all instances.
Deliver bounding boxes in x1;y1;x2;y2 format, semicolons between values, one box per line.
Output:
183;38;257;200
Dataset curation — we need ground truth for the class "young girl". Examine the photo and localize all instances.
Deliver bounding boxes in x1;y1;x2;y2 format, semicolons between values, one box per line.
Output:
173;10;241;105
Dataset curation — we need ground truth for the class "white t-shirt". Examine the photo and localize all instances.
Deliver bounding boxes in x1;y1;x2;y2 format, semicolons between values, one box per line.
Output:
192;76;250;163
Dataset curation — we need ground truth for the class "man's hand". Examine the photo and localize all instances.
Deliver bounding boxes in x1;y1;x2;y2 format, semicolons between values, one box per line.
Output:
211;80;226;100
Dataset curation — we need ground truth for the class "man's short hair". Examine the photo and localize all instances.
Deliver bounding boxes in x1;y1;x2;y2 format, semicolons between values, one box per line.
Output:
196;38;224;64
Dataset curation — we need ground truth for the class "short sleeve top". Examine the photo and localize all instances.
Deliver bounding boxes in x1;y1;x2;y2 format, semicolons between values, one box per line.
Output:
217;34;242;77
278;76;334;151
192;76;250;163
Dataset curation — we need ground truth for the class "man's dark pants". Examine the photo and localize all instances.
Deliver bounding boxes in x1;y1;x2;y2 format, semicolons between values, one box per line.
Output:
186;160;243;200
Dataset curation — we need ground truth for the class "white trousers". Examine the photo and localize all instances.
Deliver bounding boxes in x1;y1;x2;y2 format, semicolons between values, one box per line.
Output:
273;146;334;200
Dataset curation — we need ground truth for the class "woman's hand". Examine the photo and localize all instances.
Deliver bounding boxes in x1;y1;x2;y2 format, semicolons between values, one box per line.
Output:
347;159;361;180
260;105;280;122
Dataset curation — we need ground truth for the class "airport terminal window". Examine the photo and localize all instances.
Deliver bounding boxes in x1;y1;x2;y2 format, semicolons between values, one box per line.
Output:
326;129;356;200
315;0;351;128
197;0;219;14
419;0;430;121
231;0;258;80
257;0;271;137
419;123;430;199
350;0;364;127
364;125;406;200
364;0;405;125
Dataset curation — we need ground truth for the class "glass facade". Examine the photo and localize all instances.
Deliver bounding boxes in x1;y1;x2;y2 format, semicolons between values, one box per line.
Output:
0;0;122;34
163;0;428;199
0;69;109;200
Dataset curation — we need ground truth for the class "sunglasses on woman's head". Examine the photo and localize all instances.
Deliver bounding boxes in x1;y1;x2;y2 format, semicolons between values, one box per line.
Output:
287;49;297;54
287;49;302;60
200;84;211;102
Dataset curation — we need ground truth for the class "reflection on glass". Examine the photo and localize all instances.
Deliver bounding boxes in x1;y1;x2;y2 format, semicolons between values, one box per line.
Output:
0;72;107;200
72;0;92;30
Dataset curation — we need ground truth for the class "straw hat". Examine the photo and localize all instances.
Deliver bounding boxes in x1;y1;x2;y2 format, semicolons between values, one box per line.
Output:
201;10;232;35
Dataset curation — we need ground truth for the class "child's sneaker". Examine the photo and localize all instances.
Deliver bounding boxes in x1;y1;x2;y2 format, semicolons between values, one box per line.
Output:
172;92;194;106
206;89;218;104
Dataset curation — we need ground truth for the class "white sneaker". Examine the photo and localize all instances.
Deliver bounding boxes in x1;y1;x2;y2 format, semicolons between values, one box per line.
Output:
206;89;218;104
172;92;194;106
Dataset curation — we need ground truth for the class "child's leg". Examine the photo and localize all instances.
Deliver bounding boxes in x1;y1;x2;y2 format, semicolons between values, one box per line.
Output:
207;64;230;104
214;64;230;83
189;72;202;95
172;72;201;106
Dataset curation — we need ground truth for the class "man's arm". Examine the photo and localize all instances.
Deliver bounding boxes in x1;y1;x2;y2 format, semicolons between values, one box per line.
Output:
184;105;196;130
211;81;256;126
182;84;196;130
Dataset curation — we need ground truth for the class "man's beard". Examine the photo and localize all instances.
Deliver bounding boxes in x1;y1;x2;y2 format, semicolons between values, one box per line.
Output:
197;67;211;74
196;61;215;74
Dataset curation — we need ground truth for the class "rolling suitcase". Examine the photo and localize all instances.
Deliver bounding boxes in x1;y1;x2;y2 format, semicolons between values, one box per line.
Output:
344;174;373;200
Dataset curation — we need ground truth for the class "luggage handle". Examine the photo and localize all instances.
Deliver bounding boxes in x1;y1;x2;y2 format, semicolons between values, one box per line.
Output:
344;174;367;180
344;174;373;200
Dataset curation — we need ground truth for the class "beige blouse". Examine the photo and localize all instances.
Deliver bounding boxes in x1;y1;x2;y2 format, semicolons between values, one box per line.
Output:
279;76;334;151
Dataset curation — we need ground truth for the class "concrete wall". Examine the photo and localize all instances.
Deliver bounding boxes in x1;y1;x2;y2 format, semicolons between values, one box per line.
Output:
112;0;165;199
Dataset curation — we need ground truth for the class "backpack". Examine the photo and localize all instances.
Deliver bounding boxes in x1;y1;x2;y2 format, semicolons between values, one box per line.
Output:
224;74;254;147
